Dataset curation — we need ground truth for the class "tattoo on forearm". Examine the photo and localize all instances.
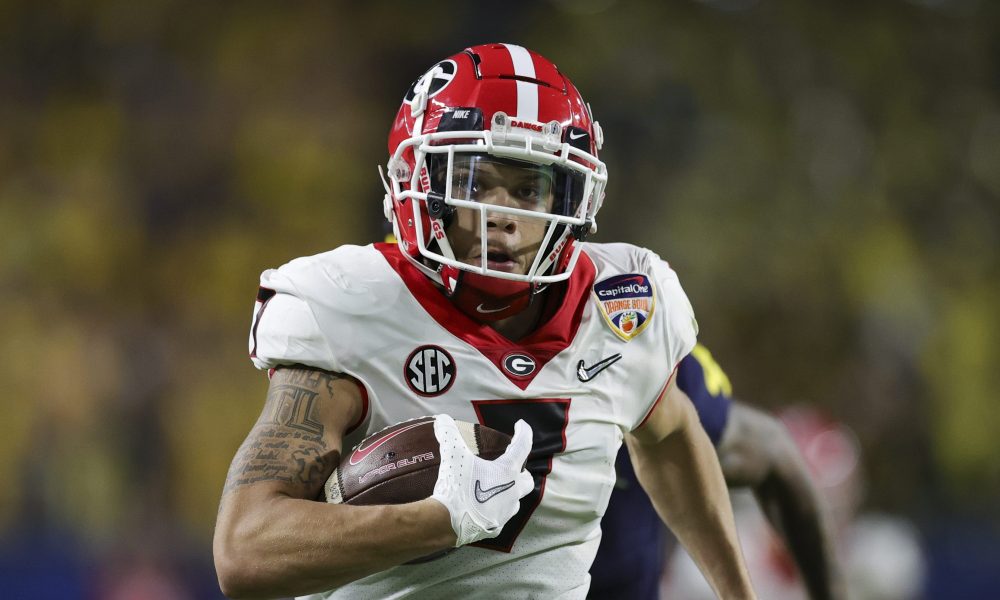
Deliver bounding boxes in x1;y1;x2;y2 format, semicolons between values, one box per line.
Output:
223;370;343;495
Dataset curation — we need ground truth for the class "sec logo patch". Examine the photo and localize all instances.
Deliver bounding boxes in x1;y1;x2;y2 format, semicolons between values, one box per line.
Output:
404;345;456;396
593;274;656;341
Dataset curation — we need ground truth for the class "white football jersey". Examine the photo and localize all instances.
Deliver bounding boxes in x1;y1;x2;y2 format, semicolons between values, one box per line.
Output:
249;242;697;600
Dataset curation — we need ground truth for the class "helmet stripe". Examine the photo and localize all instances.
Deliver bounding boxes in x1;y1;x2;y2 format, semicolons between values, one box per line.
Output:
502;43;538;122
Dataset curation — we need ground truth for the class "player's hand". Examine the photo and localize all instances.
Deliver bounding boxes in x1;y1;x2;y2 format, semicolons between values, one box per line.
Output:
430;414;534;547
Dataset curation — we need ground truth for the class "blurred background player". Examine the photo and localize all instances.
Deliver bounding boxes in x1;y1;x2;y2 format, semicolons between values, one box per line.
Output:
589;344;846;600
662;405;926;600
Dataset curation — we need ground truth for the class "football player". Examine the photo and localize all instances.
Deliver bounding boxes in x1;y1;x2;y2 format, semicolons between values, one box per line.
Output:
214;44;755;599
590;345;845;600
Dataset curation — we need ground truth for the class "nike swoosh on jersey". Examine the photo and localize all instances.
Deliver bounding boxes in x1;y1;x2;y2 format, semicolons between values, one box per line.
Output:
577;353;623;382
476;303;511;314
474;479;517;503
349;421;427;466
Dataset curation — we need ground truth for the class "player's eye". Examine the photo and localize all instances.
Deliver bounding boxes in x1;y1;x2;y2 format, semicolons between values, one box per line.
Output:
451;170;479;198
515;179;551;205
464;182;481;198
516;186;540;201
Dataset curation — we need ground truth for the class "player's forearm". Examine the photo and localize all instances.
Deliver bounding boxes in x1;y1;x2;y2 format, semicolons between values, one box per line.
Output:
214;494;455;599
755;458;846;600
630;404;756;599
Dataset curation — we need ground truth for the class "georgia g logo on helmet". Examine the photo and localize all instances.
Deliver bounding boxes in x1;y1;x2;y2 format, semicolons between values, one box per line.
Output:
403;60;458;102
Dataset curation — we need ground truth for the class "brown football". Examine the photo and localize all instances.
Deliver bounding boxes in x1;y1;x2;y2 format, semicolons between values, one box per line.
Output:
323;416;513;507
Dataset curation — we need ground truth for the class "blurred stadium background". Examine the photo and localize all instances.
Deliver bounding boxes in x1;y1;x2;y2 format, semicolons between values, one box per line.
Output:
1;0;998;598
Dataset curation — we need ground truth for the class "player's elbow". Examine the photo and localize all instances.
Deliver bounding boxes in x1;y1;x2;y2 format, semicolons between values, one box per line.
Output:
215;545;291;600
215;551;253;599
214;532;263;599
213;512;276;599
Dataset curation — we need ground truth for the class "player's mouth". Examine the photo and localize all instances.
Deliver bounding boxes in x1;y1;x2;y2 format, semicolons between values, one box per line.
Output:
467;246;521;273
484;249;519;272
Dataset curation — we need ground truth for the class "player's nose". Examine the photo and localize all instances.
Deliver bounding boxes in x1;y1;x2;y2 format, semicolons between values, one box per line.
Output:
482;187;518;233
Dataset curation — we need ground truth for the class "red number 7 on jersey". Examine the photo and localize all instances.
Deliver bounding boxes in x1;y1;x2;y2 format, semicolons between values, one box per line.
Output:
470;398;571;552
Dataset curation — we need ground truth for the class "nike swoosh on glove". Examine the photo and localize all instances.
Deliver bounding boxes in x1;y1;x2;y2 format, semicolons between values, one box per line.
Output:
430;414;534;547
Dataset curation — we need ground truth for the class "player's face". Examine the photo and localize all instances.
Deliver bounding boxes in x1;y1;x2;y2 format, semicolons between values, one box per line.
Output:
441;157;556;275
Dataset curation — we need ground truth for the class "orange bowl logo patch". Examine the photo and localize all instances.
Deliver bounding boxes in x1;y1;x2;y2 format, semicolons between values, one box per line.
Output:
593;274;655;341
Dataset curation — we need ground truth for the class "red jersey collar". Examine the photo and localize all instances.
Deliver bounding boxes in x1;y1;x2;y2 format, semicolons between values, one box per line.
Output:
375;242;595;390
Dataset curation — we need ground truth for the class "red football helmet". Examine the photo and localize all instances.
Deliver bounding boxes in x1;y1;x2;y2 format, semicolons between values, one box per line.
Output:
381;43;607;309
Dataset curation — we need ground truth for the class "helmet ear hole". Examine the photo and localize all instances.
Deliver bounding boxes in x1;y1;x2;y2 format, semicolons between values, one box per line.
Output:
426;192;446;218
571;221;593;241
426;192;455;224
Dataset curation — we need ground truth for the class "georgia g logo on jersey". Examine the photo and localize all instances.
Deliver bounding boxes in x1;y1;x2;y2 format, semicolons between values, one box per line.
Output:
404;345;456;397
501;352;536;378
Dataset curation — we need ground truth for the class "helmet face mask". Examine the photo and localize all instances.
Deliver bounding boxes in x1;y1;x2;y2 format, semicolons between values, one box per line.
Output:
384;44;608;294
429;152;593;278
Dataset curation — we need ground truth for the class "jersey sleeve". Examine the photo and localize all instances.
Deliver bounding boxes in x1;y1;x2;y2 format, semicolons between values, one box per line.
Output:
650;256;699;371
248;267;339;373
629;254;699;431
676;345;733;446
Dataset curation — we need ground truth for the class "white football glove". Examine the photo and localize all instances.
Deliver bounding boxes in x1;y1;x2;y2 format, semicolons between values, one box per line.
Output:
430;414;534;547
